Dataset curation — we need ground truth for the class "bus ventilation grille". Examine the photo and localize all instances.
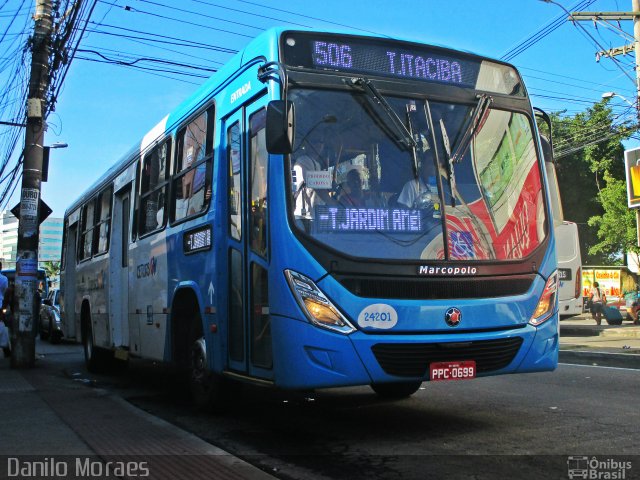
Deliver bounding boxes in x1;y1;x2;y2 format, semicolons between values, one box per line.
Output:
371;337;524;377
338;276;535;300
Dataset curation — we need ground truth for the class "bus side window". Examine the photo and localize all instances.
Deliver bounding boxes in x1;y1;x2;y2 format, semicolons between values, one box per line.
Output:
78;200;95;262
172;106;214;223
95;186;113;255
139;139;170;235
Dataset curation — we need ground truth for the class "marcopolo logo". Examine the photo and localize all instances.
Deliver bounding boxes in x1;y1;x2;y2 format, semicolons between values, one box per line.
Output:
137;256;157;279
418;265;478;276
567;456;632;479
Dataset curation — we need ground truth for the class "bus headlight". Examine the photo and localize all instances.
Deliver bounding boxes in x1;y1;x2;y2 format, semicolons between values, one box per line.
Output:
285;270;355;334
529;271;558;326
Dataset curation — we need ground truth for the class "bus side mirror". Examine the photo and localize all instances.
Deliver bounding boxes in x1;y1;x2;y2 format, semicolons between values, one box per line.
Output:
266;100;295;154
540;135;554;164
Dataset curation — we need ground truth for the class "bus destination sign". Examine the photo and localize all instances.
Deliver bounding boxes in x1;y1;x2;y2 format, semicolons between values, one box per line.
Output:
315;206;424;233
283;33;482;88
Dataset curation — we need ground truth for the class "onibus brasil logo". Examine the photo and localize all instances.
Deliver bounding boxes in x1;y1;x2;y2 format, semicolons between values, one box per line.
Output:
567;456;632;479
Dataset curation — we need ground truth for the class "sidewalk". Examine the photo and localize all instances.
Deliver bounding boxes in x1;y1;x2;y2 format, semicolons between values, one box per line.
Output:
0;342;275;480
559;312;640;368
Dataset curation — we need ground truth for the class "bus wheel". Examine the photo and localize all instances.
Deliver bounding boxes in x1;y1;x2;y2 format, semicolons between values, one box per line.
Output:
82;318;110;373
190;337;222;409
371;381;422;399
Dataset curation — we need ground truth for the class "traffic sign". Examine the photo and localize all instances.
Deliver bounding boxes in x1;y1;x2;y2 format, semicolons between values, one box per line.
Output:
10;199;52;224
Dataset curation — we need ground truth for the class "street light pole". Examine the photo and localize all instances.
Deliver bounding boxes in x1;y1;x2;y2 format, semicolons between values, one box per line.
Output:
11;0;53;368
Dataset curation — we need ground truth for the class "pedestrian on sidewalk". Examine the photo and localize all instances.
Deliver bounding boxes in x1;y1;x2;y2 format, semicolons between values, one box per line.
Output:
589;281;606;326
0;262;10;357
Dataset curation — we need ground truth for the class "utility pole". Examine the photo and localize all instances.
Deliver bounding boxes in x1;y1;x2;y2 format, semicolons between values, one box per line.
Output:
571;2;640;247
633;0;640;246
11;0;53;368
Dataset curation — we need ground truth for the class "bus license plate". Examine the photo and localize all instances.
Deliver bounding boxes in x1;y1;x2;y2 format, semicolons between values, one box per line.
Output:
430;361;476;381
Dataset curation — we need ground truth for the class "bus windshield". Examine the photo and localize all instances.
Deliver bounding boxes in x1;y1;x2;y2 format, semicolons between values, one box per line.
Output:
288;87;547;261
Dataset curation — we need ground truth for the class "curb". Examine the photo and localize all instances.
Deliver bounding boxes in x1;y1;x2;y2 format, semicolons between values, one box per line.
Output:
600;328;640;338
559;325;640;338
559;350;640;369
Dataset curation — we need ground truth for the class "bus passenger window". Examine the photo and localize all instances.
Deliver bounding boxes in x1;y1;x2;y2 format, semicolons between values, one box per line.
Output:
79;201;95;261
95;187;113;254
172;108;214;222
140;140;169;235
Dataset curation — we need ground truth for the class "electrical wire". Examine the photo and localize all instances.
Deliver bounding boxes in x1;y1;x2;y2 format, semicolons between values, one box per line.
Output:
501;0;596;61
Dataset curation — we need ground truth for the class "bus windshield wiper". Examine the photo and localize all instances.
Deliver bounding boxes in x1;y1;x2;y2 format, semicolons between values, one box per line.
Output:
349;77;417;151
440;94;492;207
449;93;492;164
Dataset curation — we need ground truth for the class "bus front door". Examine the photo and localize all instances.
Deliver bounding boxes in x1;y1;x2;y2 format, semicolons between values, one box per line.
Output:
224;96;273;380
109;185;132;350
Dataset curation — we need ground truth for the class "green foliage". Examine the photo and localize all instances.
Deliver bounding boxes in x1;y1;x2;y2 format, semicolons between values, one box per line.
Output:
549;100;632;264
42;260;60;280
587;172;640;263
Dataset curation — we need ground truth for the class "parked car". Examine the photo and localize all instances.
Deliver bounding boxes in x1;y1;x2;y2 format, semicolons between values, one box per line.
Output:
39;288;62;343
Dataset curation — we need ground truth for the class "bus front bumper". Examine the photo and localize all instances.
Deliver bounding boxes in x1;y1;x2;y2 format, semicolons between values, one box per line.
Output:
270;314;559;390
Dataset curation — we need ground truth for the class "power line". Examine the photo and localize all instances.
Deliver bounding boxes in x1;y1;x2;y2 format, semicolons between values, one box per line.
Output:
236;0;389;37
185;0;312;28
97;0;254;38
76;47;217;73
501;0;595;61
84;21;238;54
136;0;264;32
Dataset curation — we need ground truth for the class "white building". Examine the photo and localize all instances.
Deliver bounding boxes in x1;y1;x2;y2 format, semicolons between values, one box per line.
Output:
0;210;63;269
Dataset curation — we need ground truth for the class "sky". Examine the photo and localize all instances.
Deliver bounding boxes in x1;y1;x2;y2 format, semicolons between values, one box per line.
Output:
1;0;640;218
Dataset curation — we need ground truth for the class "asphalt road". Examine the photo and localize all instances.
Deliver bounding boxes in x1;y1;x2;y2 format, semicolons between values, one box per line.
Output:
39;341;639;480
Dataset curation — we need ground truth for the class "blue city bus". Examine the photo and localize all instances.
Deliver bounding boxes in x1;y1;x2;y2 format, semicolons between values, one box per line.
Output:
60;28;558;404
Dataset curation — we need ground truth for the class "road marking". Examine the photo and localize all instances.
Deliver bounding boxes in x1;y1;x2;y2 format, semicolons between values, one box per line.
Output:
560;362;640;372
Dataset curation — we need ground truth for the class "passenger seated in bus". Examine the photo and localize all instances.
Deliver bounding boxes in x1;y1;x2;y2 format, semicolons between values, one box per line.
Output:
338;168;386;208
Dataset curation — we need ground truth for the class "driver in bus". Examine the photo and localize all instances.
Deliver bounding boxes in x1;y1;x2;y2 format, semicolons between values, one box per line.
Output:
397;154;439;211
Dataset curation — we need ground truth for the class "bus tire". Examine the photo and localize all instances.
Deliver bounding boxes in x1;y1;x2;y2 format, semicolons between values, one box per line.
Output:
82;315;111;373
371;381;422;399
190;336;225;410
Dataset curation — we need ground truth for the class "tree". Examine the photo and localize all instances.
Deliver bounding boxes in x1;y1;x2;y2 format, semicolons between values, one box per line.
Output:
550;100;631;264
42;260;60;281
588;172;640;266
